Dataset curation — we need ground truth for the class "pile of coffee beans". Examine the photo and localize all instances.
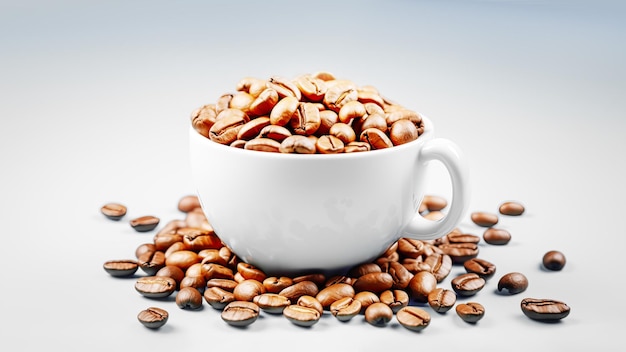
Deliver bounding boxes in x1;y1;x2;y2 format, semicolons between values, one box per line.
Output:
101;195;570;330
190;72;425;154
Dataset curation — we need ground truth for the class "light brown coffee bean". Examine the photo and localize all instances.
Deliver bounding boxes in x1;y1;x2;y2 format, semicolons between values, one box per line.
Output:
427;287;457;313
456;302;485;323
215;93;234;114
137;250;166;276
253;293;291;314
421;195;447;212
137;307;169;329
451;273;486;296
396;306;431;332
233;279;266;302
423;253;453;282
206;278;238;292
471;211;499;227
294;75;327;102
329;122;356;144
364;302;393;326
316;283;355;308
165;250;200;271
343;141;370;153
130;215;160;232
267;76;301;100
483;228;511;245
179;227;220;251
269;96;299;126
497;272;528;295
236;77;267;97
360;128;393;149
103;259;138;277
191;104;217;138
135;243;156;260
135;276;176;298
248;88;279;116
203;286;235;310
352;272;394;294
353;291;380;314
464;258;497;280
263;276;294;293
348;262;382;277
221;301;260;327
180;275;206;292
177;195;201;213
176;287;203;310
316;110;339;136
237;117;271;140
324;80;358;112
354;113;387;137
283;305;321;327
229;91;254;114
202;263;234;281
379;289;409;313
329;297;361;322
446;232;481;244
279;135;316;154
101;203;127;221
338;100;366;123
499;201;525;216
408;271;437;303
315;135;344;154
290;102;321;135
389;119;419;146
279;280;319;302
382;261;413;290
397;238;427;259
155;265;185;288
296;295;324;315
209;108;249;145
244;138;281;153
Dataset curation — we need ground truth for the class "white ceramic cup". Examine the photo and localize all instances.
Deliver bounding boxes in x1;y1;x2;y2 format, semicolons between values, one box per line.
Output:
189;116;469;275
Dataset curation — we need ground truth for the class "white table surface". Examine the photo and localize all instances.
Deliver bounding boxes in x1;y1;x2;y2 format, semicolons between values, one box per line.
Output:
1;0;624;351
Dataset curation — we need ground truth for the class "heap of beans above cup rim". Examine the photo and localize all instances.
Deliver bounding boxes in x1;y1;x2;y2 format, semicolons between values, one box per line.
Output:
102;195;570;331
191;71;425;154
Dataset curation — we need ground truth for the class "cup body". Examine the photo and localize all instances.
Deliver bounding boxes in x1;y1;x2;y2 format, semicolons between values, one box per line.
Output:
190;117;439;275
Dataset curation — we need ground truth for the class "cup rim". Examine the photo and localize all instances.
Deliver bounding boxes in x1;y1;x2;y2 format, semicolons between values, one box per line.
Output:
190;115;434;159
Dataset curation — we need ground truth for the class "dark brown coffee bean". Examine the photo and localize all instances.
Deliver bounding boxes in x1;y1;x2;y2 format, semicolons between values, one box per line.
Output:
542;250;566;271
221;301;260;327
253;293;291;314
451;273;486;296
204;286;235;310
296;295;324;316
456;302;485;323
471;212;499;227
137;250;166;276
483;228;511;245
233;279;266;302
329;297;361;322
397;238;427;259
177;195;201;213
438;243;479;264
408;271;437;303
364;302;393;327
396;306;431;332
103;260;138;277
283;305;321;327
135;276;176;298
137;307;168;329
521;298;570;321
279;280;319;302
499;201;525;216
176;287;203;310
292;273;326;286
101;203;127;220
497;272;528;294
316;283;355;308
352;272;394;294
379;289;409;313
427;288;457;313
130;215;160;232
348;262;382;277
464;258;497;280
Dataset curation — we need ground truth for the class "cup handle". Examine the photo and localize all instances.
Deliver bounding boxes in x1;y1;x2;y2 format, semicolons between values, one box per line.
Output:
403;138;470;240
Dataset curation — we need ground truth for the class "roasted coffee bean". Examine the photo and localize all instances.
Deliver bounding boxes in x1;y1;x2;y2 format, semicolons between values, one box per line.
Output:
237;117;271;140
103;260;138;277
338;100;366;123
204;286;235;310
316;110;339;135
206;278;238;292
353;291;380;314
343;141;370;153
451;273;485;296
542;250;566;271
421;195;448;212
191;104;217;137
329;297;361;322
329;122;356;144
135;276;176;298
379;289;409;313
263;276;294;293
385;109;422;127
130;215;160;232
153;232;183;252
520;298;570;321
164;241;187;258
348;262;382;277
364;302;393;327
483;228;511;245
316;283;355;308
221;301;260;327
389;119;419;146
137;307;168;329
101;203;127;220
229;91;254;114
316;135;344;154
177;195;201;213
209;109;249;145
294;74;327;102
456;302;485;323
464;258;497;280
180;275;206;292
236;77;267;97
471;212;499;227
279;280;319;302
165;250;200;271
244;138;281;153
396;306;431;332
438;243;479;264
237;263;267;282
290;102;321;135
137;250;166;276
202;263;234;281
423;253;452;282
499;201;525;216
176;287;203;310
497;272;528;294
408;271;437;303
352;272;394;293
427;288;457;313
292;273;326;286
323;80;357;112
383;261;413;290
397;238;427;259
360;128;393;149
447;232;481;244
279;135;316;154
267;76;301;100
155;265;185;288
135;243;156;260
248;89;279;116
233;279;266;302
269;96;299;126
324;275;355;287
296;295;324;315
253;293;291;314
283;305;321;327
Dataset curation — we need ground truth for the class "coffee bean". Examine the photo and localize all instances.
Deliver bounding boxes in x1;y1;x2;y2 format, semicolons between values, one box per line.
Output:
542;250;566;271
456;302;485;323
343;141;370;153
497;272;528;294
379;289;409;313
389;119;419;146
360;128;393;150
155;265;185;288
135;276;176;298
279;280;319;302
263;276;294;293
348;262;382;277
283;305;321;327
267;76;301;100
204;286;235;310
353;291;380;314
209;109;249;145
408;271;437;303
221;301;260;327
329;122;356;144
352;272;394;294
293;273;326;286
130;215;160;232
137;307;169;329
423;253;453;282
237;262;267;282
446;232;481;244
279;135;316;154
176;287;203;310
471;212;499;227
499;201;525;216
248;89;279;116
180;275;206;292
253;293;291;314
427;288;457;313
103;260;138;277
290;102;321;136
206;278;238;292
338;100;366;123
137;250;166;276
364;302;393;327
421;195;448;212
294;74;327;102
463;258;497;280
191;104;217;138
316;283;355;308
165;250;200;271
179;227;222;251
451;273;485;296
177;195;201;213
233;279;266;302
329;297;361;322
396;306;431;332
483;228;511;245
438;243;479;264
520;298;570;321
315;135;344;154
135;243;156;260
296;295;324;315
324;80;357;112
101;203;127;220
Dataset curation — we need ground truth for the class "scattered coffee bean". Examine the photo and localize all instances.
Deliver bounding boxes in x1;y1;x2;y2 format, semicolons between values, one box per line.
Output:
130;215;160;232
204;287;235;310
283;305;321;327
176;287;203;310
456;302;485;323
438;243;479;264
137;307;168;329
177;195;201;213
221;301;260;327
408;271;437;303
521;298;570;321
103;260;138;277
315;283;355;309
463;258;497;280
137;250;166;276
396;306;431;332
364;302;394;327
427;288;457;313
451;273;486;296
499;201;525;216
253;293;291;314
471;212;499;227
483;228;511;245
542;250;566;271
497;272;528;294
379;289;409;313
296;295;324;315
135;276;176;298
329;297;361;322
101;203;127;220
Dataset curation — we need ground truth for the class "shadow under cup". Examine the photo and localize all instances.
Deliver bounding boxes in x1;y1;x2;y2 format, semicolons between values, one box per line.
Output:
189;116;466;276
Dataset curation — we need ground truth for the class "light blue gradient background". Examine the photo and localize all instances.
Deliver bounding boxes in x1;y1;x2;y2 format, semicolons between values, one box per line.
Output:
1;1;624;351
